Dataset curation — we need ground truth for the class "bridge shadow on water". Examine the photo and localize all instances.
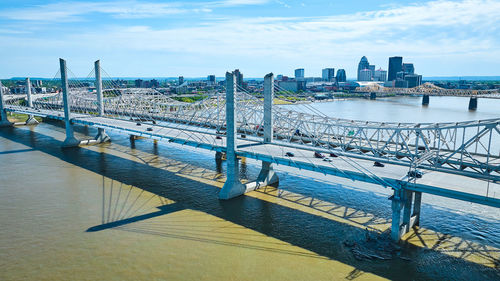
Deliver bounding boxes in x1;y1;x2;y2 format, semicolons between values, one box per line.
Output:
1;122;499;280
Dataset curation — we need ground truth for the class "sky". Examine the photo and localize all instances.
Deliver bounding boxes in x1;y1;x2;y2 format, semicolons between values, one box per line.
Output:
0;0;499;79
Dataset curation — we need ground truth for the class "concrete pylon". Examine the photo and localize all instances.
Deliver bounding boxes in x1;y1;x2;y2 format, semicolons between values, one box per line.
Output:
219;71;247;200
390;188;422;242
422;94;430;106
0;81;13;127
256;73;279;187
94;60;110;143
468;97;478;110
25;77;39;125
60;58;80;147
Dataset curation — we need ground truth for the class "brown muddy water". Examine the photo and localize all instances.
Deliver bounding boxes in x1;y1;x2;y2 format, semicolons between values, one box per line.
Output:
1;96;500;280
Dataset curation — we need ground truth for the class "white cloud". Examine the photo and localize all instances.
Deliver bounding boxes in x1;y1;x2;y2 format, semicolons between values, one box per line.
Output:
0;0;499;76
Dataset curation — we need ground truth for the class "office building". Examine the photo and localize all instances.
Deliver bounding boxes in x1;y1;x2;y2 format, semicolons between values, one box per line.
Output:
336;69;346;82
374;68;387;82
207;75;216;85
403;63;415;75
357;56;370;81
404;74;422;88
234;69;243;88
322;68;335;81
388;56;403;81
295;68;305;80
359;69;372;81
369;65;375;79
179;76;184;85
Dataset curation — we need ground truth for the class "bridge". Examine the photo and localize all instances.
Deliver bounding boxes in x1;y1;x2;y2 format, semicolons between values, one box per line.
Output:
355;82;500;109
1;59;499;242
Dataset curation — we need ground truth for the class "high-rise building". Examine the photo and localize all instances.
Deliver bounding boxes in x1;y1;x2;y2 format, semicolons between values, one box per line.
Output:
357;56;370;81
276;74;283;81
359;69;372;81
178;76;184;85
388;56;403;81
336;69;346;82
404;74;422;88
374;68;387;81
234;69;243;88
322;68;335;81
295;68;305;80
403;63;415;75
369;65;375;79
207;75;216;85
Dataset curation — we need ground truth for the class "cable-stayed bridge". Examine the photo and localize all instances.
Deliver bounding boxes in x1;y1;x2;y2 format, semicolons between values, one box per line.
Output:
1;59;499;241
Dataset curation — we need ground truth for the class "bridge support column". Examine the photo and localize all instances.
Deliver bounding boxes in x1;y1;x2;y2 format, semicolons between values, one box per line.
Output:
422;94;430;106
370;92;377;100
256;73;279;188
219;71;251;200
391;189;422;242
0;81;12;127
468;97;478;110
60;58;80;147
25;78;39;125
94;60;110;143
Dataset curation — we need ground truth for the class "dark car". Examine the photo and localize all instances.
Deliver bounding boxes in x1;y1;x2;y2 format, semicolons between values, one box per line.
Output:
147;127;153;132
407;170;423;178
285;152;295;157
329;153;338;158
314;152;324;158
373;161;385;167
136;122;141;126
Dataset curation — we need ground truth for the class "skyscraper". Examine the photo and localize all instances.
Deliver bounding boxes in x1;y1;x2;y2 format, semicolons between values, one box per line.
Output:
357;56;370;81
369;65;375;79
322;68;335;81
295;68;305;80
388;56;403;81
374;68;387;81
336;69;346;82
234;69;243;88
359;69;372;82
207;75;216;85
403;63;415;75
178;76;184;85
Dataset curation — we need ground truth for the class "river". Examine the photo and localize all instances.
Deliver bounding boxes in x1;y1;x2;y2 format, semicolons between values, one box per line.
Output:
0;96;499;280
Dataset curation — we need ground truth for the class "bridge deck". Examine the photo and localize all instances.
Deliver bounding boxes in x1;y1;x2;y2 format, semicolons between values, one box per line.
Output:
5;106;500;208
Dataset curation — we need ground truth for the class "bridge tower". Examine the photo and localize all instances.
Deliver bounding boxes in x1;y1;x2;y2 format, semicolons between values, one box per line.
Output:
60;58;80;147
219;71;279;200
25;78;39;125
94;60;110;143
0;81;13;127
219;71;248;199
256;73;279;187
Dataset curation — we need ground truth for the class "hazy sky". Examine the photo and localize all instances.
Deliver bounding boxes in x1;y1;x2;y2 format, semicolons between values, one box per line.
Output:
1;0;499;78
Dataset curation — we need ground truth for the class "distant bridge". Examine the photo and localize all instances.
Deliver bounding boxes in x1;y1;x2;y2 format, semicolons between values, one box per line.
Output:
356;82;500;109
1;59;499;242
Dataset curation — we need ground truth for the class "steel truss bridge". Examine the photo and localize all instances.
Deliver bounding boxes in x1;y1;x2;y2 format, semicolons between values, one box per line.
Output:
1;59;499;242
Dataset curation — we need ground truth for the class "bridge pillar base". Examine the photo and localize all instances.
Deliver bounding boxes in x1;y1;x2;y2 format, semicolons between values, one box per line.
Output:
95;128;110;143
422;95;430;106
25;115;39;125
62;136;81;147
468;97;478;110
215;151;223;161
0;110;12;127
219;156;257;200
391;189;421;242
370;92;377;100
256;161;279;188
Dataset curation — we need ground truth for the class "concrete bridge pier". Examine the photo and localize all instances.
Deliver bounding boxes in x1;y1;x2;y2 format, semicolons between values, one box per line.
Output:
94;60;110;143
0;81;13;127
256;73;279;188
219;71;249;199
468;97;478;110
370;92;377;100
24;78;39;125
60;58;80;147
390;188;422;242
422;94;430;106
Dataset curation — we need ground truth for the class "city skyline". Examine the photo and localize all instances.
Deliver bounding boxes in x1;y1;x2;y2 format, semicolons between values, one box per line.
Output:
0;0;499;78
